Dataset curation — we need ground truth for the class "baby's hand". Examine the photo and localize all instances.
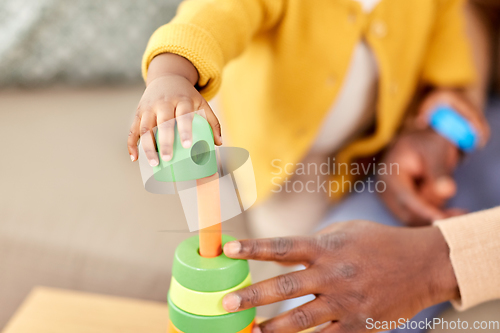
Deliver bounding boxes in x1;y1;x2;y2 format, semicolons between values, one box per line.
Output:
128;53;222;166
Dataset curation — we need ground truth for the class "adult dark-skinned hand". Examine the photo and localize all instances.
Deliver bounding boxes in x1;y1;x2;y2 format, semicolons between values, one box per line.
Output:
222;220;459;333
379;128;463;226
380;89;490;226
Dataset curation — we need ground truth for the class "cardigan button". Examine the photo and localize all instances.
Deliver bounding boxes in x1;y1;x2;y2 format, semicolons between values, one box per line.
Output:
371;20;387;38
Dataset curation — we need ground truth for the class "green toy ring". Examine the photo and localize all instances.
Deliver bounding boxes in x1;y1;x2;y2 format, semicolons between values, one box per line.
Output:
153;113;217;182
170;273;252;316
172;235;250;292
168;294;256;333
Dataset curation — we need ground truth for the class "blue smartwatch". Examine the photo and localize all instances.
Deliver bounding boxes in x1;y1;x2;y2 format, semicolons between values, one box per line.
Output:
428;105;479;152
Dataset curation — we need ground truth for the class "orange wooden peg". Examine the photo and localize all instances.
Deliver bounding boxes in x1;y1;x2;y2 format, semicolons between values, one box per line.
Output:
196;172;222;258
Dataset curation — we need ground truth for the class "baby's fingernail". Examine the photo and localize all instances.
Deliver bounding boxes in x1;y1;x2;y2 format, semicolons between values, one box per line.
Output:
223;293;241;312
181;135;192;148
224;241;241;256
149;159;159;167
252;326;262;333
130;155;135;162
162;154;172;161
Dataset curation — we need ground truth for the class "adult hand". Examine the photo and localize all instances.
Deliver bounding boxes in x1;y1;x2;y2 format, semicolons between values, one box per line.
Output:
379;128;462;226
222;221;459;333
380;89;490;226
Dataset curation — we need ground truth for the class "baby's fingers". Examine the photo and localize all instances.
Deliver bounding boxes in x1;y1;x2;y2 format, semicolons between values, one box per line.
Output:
157;103;175;161
175;99;195;148
128;112;141;161
200;100;222;146
140;111;159;166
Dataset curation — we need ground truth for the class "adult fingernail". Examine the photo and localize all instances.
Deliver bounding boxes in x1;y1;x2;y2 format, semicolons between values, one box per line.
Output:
149;159;159;167
435;177;456;198
130;155;135;162
252;326;262;333
224;241;241;256
223;293;241;312
162;154;172;161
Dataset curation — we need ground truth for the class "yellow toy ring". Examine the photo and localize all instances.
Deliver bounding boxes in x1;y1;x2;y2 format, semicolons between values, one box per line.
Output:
169;273;252;316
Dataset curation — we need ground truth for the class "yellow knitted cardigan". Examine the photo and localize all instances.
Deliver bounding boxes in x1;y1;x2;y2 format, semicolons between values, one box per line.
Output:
142;0;475;202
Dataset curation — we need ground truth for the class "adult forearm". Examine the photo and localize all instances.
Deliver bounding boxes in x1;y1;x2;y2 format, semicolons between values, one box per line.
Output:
435;207;500;310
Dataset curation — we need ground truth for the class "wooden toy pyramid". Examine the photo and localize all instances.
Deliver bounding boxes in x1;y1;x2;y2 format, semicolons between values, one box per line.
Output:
153;114;255;333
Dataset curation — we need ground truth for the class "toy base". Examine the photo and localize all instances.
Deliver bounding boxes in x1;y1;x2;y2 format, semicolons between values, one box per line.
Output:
168;319;254;333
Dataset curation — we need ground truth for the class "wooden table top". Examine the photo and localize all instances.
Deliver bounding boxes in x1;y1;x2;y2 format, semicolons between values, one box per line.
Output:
3;287;314;333
3;287;170;333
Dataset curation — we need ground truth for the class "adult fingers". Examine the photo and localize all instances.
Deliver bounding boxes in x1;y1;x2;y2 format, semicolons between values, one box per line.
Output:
128;111;141;161
419;178;456;208
199;99;222;145
317;321;365;333
223;269;322;312
140;111;159;166
224;236;318;263
175;99;195;148
396;175;446;224
256;298;337;333
310;322;336;333
422;165;457;205
156;103;175;161
381;173;446;225
443;207;468;218
421;136;459;203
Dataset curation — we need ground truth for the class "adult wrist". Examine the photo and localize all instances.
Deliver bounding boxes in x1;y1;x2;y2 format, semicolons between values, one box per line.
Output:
427;105;479;152
423;226;460;305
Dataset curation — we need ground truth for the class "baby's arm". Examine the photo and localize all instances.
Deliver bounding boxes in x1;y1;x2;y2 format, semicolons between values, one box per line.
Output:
129;0;285;165
128;53;220;165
